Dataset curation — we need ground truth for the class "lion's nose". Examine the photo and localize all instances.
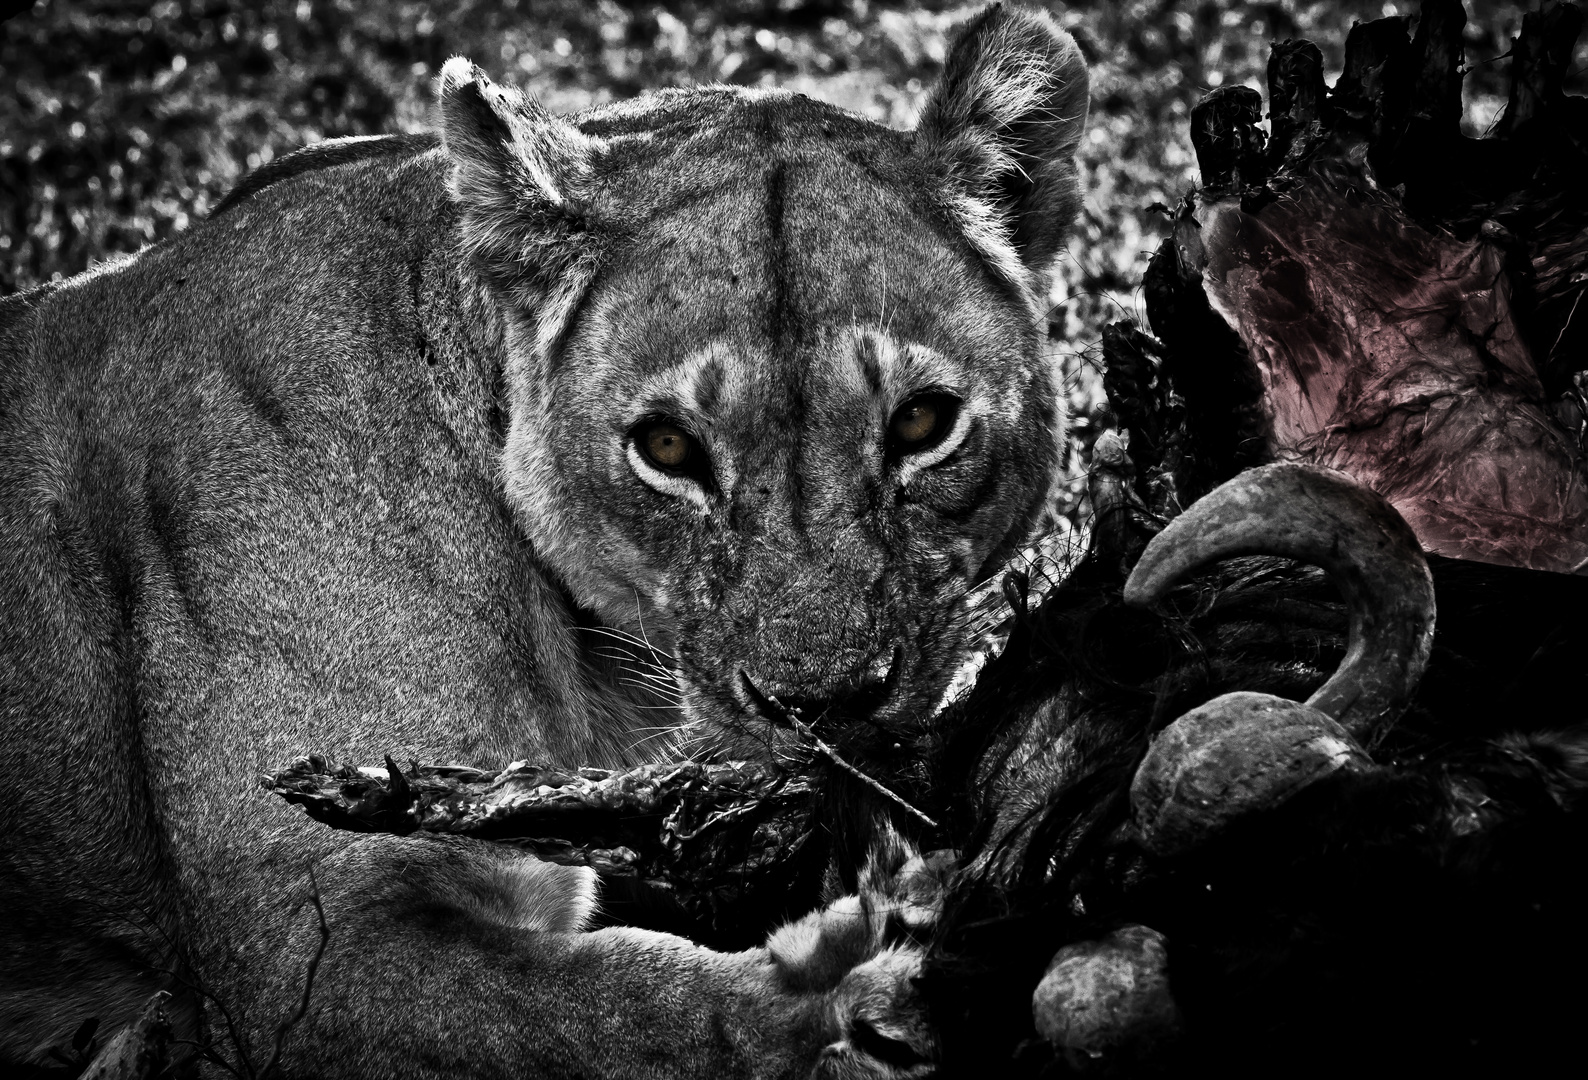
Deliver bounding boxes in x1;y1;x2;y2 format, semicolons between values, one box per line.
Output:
739;647;903;726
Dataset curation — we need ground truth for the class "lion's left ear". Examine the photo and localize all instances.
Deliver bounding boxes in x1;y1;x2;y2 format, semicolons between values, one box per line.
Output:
438;58;601;305
915;5;1089;280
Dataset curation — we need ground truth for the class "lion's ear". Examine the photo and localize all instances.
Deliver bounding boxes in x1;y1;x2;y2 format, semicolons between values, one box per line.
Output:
438;58;600;304
915;5;1089;279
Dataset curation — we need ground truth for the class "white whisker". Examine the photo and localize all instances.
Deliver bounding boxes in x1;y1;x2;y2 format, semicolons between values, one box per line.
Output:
583;624;677;664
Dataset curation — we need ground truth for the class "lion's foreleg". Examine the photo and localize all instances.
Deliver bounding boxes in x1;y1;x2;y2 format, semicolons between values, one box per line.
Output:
211;833;825;1080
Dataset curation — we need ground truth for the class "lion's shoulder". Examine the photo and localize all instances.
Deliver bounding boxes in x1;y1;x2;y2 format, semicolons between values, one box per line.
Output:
0;132;467;495
36;135;454;333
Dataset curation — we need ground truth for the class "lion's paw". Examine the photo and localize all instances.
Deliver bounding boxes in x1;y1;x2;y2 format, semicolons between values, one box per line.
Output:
813;945;936;1079
767;845;953;1077
769;847;954;992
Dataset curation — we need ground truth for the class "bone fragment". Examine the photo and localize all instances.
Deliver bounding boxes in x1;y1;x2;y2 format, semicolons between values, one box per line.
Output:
1131;691;1372;857
1033;925;1180;1056
265;756;816;924
80;991;173;1080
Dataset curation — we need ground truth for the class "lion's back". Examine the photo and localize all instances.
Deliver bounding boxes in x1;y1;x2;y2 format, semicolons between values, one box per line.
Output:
22;137;447;390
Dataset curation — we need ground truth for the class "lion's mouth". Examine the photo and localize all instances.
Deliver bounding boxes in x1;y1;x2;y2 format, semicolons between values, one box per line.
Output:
728;667;936;813
734;656;902;731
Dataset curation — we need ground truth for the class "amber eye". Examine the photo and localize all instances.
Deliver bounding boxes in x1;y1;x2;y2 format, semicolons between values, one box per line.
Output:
888;394;959;454
639;422;695;472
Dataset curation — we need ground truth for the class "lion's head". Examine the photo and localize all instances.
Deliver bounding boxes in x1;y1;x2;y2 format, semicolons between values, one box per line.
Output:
437;7;1088;764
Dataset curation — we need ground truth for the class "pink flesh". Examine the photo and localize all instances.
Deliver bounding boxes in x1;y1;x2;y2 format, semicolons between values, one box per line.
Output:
1199;184;1588;575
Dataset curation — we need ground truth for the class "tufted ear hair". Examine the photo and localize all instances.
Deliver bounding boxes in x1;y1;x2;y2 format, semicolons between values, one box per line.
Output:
438;57;602;308
915;5;1089;289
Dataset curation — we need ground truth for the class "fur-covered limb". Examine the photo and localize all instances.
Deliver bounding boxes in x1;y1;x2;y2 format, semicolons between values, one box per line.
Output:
266;757;816;922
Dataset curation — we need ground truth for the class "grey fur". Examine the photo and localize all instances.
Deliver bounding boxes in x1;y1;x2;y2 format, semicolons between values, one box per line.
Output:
0;6;1086;1076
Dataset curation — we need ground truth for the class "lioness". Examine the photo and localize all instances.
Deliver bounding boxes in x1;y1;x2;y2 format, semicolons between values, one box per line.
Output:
0;6;1086;1076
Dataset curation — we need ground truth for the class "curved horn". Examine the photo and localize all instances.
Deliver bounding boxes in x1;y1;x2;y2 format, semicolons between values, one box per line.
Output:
1123;463;1435;741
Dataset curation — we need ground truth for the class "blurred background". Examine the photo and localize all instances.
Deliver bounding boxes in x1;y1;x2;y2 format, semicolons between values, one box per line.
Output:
2;0;1580;531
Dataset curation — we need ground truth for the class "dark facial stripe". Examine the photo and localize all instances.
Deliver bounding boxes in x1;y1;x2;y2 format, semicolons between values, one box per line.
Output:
764;157;789;354
693;357;725;417
762;141;812;538
856;333;884;396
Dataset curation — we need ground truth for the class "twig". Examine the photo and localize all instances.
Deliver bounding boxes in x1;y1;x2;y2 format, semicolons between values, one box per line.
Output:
261;867;330;1080
75;885;252;1080
167;1038;244;1080
748;679;940;830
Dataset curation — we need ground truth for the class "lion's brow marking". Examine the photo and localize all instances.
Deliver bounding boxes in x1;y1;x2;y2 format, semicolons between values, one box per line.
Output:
689;354;728;417
639;349;735;419
853;328;885;396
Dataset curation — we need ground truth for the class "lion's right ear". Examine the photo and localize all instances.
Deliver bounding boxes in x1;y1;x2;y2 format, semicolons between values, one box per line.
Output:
438;58;601;305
